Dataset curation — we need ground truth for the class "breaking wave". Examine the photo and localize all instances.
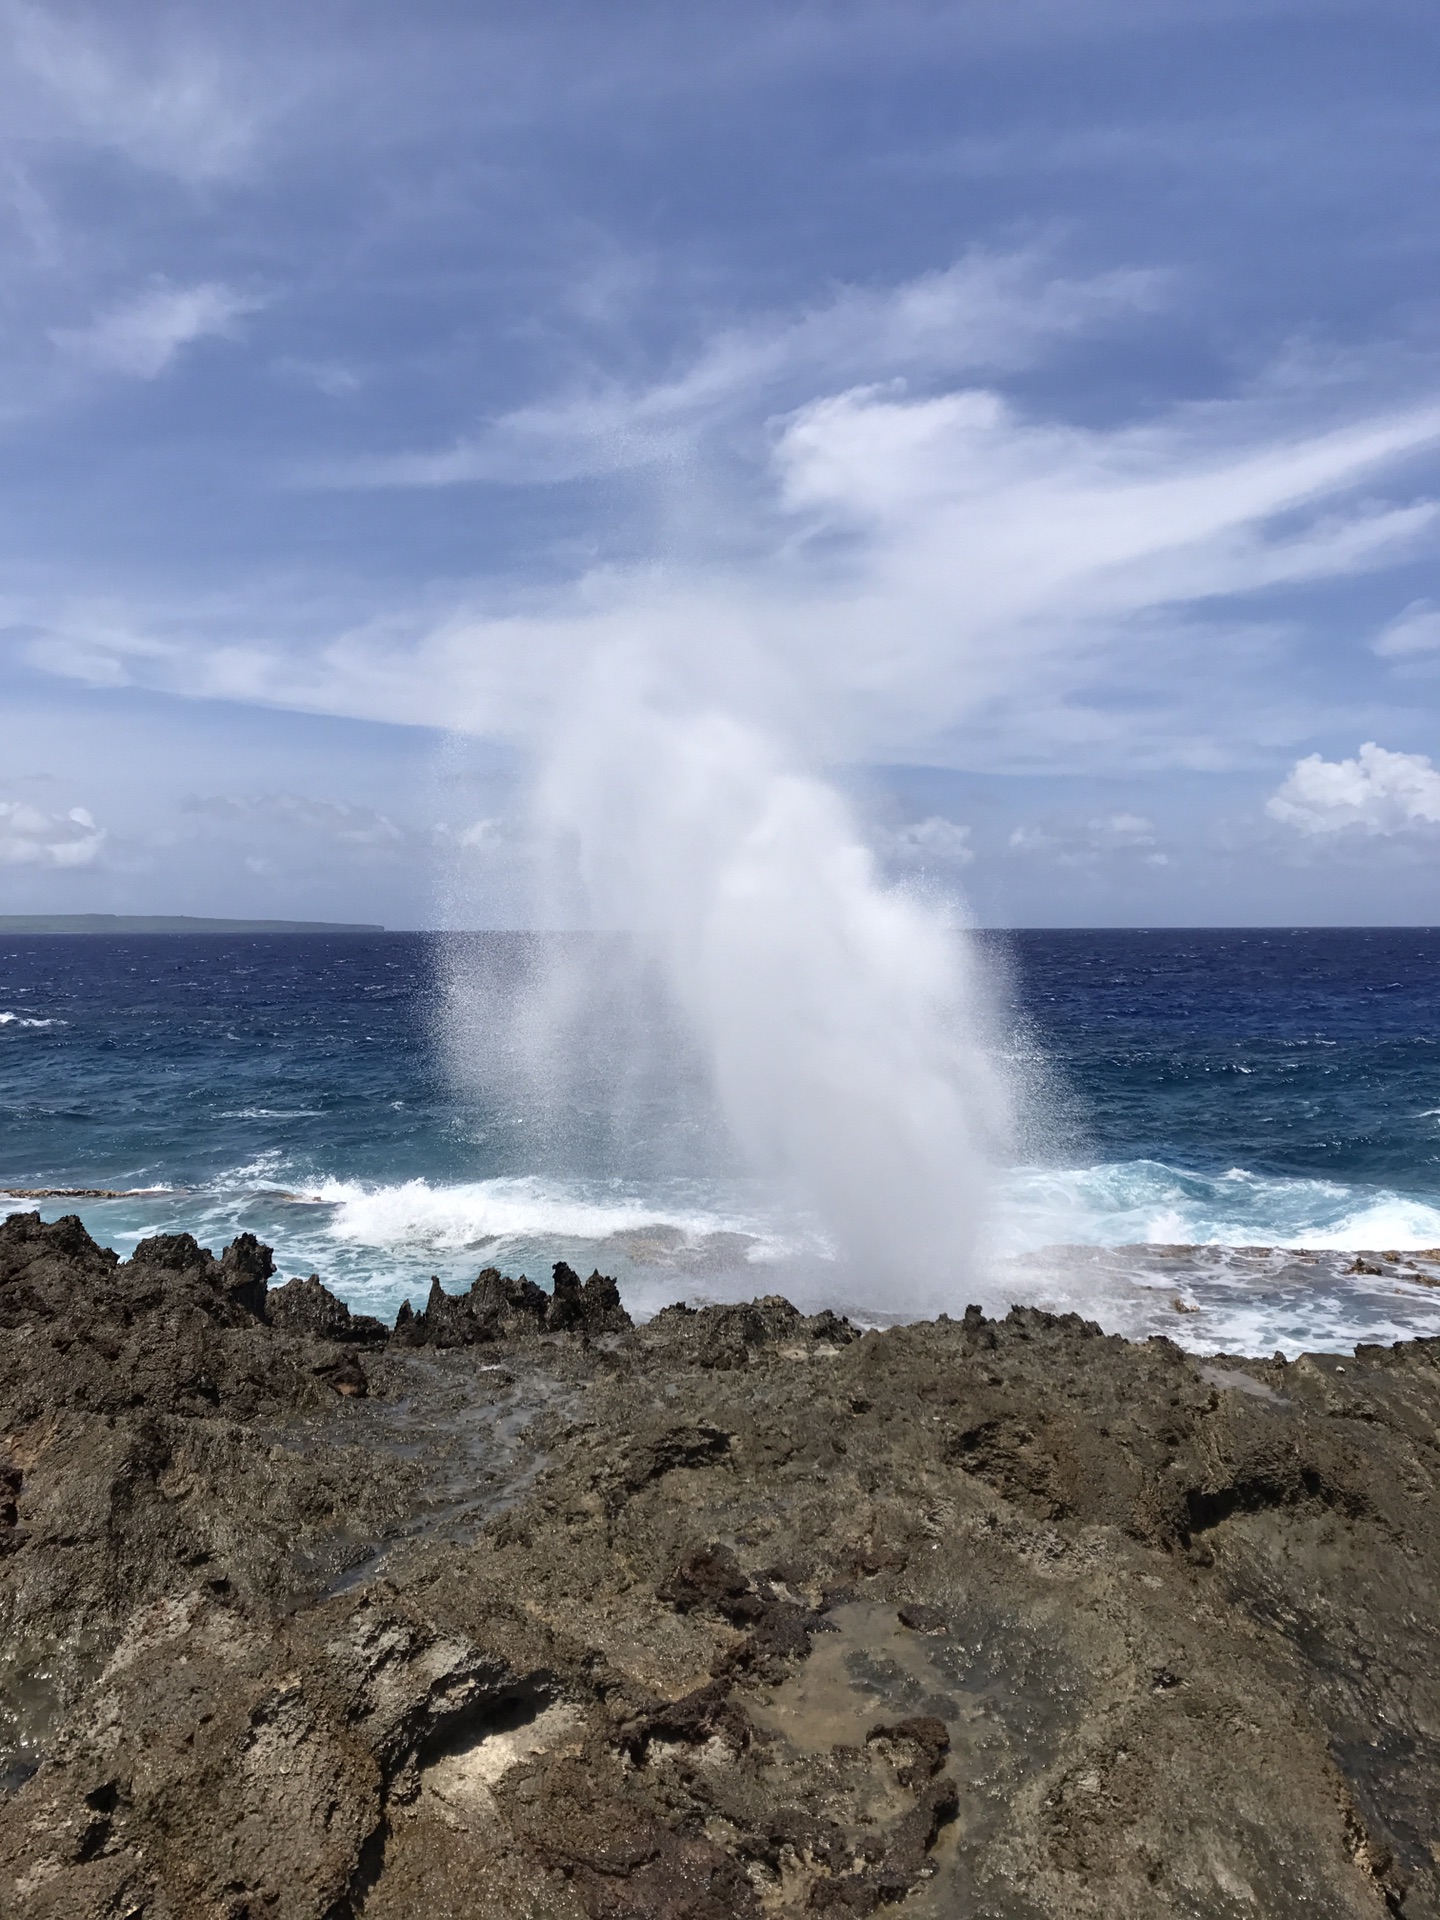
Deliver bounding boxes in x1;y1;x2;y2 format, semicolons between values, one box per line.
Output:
303;1160;1440;1268
311;1173;809;1263
1000;1159;1440;1256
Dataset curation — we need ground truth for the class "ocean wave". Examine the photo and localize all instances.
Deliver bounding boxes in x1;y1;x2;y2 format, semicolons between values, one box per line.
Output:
310;1173;809;1263
996;1158;1440;1255
0;1011;64;1029
297;1159;1440;1270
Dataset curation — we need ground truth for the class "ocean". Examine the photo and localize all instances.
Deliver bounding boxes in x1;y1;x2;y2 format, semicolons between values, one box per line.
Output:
4;927;1440;1356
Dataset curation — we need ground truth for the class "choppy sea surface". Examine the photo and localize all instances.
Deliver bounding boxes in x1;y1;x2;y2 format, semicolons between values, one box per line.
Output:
4;928;1440;1355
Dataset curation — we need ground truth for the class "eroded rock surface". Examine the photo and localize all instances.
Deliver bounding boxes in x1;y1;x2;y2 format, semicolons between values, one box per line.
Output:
3;1211;1440;1916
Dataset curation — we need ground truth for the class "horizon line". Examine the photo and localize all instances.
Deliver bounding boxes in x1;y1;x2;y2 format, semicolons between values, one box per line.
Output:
6;916;1440;937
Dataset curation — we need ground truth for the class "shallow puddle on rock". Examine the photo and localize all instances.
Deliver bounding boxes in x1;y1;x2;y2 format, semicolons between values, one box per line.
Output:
748;1597;1074;1918
748;1603;959;1752
0;1637;105;1796
1197;1362;1288;1403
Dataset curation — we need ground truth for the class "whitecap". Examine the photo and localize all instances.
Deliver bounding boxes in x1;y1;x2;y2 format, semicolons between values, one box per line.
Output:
993;1158;1440;1255
310;1173;806;1265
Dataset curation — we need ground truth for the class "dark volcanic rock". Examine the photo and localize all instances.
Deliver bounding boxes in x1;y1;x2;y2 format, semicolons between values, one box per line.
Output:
391;1260;633;1347
547;1260;632;1336
5;1221;1440;1917
267;1272;389;1344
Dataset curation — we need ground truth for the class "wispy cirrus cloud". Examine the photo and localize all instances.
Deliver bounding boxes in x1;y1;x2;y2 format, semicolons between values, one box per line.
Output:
1373;600;1440;659
317;252;1170;489
2;2;278;182
20;354;1440;779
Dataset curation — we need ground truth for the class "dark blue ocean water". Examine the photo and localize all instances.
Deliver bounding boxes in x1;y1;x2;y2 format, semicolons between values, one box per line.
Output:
4;929;1440;1350
1012;927;1440;1192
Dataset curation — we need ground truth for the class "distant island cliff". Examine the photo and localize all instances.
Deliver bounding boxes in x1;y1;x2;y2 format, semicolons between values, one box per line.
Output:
0;915;386;934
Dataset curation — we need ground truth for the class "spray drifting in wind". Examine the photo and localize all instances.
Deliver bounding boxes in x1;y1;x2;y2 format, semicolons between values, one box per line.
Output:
444;634;1012;1316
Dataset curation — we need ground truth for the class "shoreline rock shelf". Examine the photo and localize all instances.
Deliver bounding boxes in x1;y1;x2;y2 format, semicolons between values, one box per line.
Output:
2;1212;1439;1916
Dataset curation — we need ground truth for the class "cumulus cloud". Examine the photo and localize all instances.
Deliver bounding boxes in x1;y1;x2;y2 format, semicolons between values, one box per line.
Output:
176;791;528;880
183;793;407;856
1008;811;1166;866
0;799;104;866
455;817;506;850
1266;742;1440;835
52;282;259;379
884;815;975;869
1373;600;1440;659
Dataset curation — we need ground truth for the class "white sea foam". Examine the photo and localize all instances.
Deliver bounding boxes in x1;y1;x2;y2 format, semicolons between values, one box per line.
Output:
0;1011;63;1028
312;1173;807;1263
265;1159;1440;1272
997;1159;1440;1254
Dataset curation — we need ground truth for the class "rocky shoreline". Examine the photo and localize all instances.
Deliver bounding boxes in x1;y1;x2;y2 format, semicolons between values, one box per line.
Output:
3;1210;1439;1918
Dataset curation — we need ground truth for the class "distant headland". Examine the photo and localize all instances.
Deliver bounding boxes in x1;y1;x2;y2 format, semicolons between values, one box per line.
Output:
0;914;386;934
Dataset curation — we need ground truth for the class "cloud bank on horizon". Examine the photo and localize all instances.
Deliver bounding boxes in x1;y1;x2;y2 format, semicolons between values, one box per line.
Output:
1;0;1439;925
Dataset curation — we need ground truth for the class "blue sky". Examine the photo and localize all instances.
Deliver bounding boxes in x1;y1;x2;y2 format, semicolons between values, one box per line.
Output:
3;0;1440;925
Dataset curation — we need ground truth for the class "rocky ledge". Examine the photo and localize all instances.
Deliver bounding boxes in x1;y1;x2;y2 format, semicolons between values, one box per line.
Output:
3;1209;1440;1918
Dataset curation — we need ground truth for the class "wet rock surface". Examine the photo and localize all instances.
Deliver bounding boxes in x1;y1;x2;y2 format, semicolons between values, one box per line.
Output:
3;1213;1440;1915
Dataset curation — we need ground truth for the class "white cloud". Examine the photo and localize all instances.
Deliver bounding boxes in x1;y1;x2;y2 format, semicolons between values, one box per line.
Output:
275;357;363;398
52;282;259;379
1373;599;1440;659
1008;811;1162;866
885;816;975;868
17;262;1440;781
89;382;1437;771
323;252;1168;488
0;798;105;866
456;817;504;850
1090;812;1155;841
183;793;407;853
1266;742;1440;836
4;4;271;181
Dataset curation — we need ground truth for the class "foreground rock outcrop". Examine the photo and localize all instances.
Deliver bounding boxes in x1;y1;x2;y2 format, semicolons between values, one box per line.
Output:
3;1210;1440;1917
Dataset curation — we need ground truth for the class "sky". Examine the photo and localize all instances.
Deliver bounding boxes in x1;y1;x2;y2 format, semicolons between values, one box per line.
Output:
2;0;1440;927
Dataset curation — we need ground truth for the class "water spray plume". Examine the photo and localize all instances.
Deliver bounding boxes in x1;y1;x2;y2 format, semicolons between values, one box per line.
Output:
447;645;1012;1317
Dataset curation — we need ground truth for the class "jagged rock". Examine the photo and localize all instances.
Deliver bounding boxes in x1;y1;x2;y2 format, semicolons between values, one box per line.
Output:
648;1295;856;1370
390;1262;631;1347
267;1272;388;1344
547;1260;631;1335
